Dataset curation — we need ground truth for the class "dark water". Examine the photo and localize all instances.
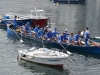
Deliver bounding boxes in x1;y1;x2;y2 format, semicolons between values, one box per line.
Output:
0;0;100;75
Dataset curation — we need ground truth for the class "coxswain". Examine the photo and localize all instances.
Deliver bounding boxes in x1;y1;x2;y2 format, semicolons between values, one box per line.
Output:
84;27;90;46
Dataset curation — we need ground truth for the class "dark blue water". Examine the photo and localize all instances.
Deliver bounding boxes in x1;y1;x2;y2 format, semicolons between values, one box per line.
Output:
0;0;100;75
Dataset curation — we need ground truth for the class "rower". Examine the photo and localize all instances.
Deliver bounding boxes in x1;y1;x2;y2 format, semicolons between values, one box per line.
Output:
20;23;27;35
52;27;59;41
25;22;30;35
44;26;49;34
74;31;81;45
37;27;45;39
34;25;40;37
58;32;66;44
45;29;53;41
67;33;75;45
63;29;69;43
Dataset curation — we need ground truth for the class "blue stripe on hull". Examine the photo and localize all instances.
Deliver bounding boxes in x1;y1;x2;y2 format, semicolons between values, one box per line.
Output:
23;36;100;54
1;19;32;26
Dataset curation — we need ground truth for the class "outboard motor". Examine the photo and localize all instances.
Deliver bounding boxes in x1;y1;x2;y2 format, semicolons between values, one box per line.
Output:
3;15;10;19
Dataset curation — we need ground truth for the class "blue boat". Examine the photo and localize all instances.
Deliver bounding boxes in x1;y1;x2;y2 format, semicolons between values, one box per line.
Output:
51;0;86;4
7;24;100;54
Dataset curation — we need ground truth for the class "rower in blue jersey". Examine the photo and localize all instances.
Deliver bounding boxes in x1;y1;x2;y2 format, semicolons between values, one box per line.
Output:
26;22;30;27
34;25;39;37
63;29;69;42
58;32;65;43
25;22;29;32
84;27;90;46
45;29;53;41
67;33;75;45
74;31;81;45
27;26;32;36
13;15;17;30
20;23;27;35
37;27;44;38
44;26;49;34
52;27;59;41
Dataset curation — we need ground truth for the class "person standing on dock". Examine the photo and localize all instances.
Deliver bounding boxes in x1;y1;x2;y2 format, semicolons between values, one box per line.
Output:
13;15;17;30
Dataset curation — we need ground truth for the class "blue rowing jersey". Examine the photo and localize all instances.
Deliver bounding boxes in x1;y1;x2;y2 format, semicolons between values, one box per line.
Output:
27;27;32;33
58;34;64;43
13;18;17;26
25;25;29;31
46;32;53;39
74;34;80;41
34;26;39;33
52;31;58;37
38;29;44;37
84;30;90;46
63;33;69;40
52;27;58;37
13;18;17;30
68;36;74;43
26;22;30;27
84;30;90;40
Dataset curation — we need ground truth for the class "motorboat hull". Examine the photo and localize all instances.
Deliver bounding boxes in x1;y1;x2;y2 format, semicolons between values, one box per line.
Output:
1;18;48;27
18;48;68;67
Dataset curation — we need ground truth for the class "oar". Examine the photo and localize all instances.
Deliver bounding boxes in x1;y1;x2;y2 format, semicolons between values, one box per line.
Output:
42;38;44;48
20;31;23;42
58;42;71;55
12;28;23;43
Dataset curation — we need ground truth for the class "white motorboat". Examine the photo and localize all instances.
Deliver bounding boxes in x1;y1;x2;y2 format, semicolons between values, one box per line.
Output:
18;47;69;67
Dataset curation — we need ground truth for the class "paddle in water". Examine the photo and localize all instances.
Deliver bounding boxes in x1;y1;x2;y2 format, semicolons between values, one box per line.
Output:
59;42;71;55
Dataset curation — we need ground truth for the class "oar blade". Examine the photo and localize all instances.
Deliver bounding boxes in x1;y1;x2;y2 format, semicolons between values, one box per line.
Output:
67;51;72;55
20;39;23;43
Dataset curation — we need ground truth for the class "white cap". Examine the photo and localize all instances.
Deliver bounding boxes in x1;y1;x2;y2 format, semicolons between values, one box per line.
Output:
80;31;84;36
48;28;51;31
46;26;49;28
65;29;68;31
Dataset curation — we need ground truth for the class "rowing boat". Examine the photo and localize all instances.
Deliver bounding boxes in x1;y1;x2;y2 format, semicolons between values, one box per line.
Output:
7;24;100;54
